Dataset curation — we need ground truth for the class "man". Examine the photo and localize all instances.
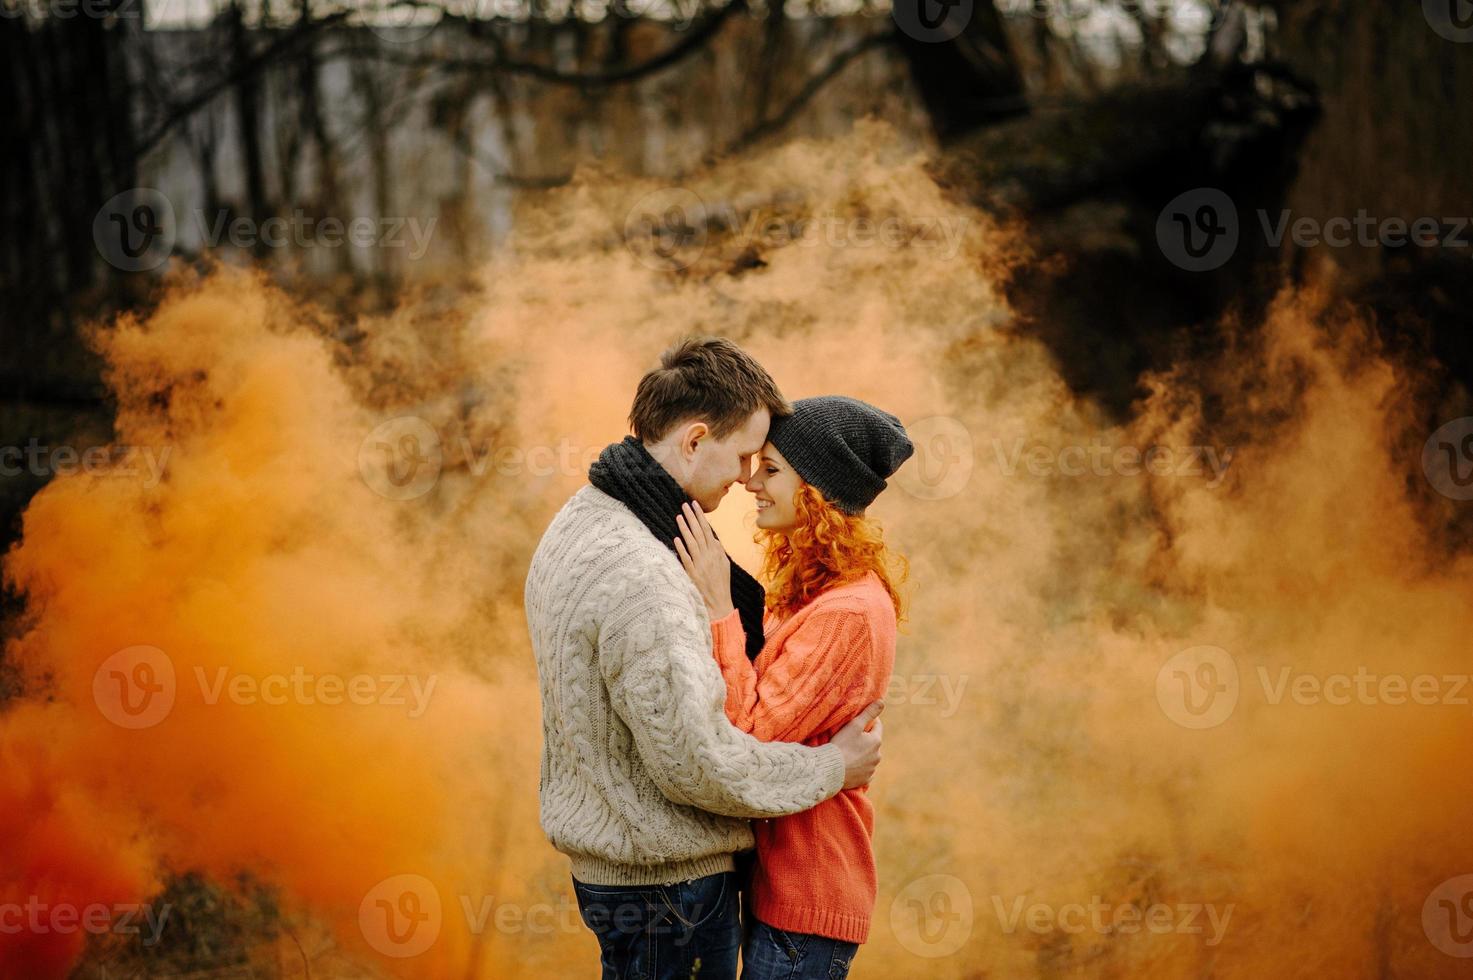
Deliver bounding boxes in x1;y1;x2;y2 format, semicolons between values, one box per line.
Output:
524;337;885;980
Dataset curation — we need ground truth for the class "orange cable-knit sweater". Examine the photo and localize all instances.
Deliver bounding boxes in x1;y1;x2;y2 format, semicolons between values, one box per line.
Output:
709;570;896;945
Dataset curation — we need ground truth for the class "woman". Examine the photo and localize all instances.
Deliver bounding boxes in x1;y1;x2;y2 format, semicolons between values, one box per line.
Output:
675;395;913;980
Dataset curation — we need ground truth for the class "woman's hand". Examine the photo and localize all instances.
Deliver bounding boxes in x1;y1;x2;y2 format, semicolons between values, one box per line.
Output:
674;501;735;621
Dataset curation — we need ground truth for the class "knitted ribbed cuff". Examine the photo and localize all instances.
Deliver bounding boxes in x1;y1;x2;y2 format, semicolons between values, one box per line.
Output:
815;742;846;801
568;850;737;887
752;898;873;945
710;608;745;657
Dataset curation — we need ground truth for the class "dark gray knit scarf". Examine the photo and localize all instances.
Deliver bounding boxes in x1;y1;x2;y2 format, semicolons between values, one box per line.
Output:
589;436;766;661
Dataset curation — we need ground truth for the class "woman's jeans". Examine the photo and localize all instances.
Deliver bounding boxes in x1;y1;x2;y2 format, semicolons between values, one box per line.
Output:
572;871;741;980
740;918;860;980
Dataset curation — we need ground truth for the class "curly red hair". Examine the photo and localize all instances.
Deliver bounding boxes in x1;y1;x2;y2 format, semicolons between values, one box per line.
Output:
756;483;908;622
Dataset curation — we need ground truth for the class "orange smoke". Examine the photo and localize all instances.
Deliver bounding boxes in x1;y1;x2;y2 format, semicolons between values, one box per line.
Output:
2;120;1470;978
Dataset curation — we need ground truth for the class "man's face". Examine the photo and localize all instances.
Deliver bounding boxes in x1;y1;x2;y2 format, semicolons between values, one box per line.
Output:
680;409;770;512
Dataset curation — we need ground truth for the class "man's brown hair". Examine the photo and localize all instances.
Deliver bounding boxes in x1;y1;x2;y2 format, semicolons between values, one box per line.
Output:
629;337;791;443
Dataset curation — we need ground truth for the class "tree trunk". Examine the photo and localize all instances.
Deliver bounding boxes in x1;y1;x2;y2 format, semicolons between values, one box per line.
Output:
892;0;1027;142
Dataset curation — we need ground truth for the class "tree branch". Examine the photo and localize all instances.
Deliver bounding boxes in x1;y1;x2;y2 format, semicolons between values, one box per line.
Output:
343;1;740;87
132;8;355;160
718;28;895;158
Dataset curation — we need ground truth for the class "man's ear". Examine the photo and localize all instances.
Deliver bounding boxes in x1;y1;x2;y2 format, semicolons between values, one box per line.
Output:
679;421;710;459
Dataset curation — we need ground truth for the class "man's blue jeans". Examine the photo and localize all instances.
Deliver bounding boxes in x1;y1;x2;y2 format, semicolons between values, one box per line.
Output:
572;871;741;980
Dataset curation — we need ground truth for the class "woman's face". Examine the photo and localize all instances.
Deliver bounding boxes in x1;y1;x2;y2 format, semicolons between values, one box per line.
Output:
746;442;802;532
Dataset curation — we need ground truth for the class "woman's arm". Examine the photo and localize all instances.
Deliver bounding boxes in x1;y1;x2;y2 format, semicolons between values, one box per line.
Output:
677;500;887;746
710;606;878;744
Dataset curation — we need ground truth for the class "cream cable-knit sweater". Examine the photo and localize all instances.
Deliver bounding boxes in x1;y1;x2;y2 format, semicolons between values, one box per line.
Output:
525;485;847;886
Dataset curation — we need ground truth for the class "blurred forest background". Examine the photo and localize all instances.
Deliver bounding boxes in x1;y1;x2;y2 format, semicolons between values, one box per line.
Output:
3;0;1473;975
3;0;1471;541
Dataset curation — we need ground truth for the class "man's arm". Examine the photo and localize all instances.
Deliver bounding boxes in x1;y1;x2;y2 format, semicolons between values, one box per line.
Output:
598;579;848;819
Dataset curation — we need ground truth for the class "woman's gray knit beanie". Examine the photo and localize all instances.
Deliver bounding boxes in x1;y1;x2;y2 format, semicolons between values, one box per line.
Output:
766;395;915;514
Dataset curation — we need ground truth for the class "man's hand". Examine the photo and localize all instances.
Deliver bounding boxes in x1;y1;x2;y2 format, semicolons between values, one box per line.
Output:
831;700;884;790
